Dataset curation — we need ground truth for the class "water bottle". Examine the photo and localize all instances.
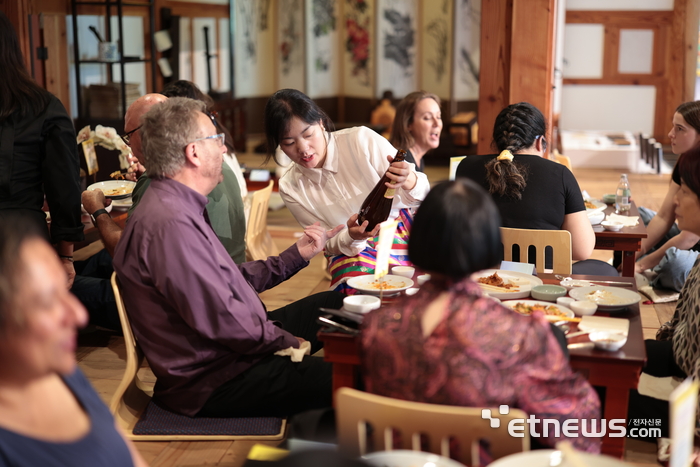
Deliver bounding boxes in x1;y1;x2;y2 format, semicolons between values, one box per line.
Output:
615;174;631;213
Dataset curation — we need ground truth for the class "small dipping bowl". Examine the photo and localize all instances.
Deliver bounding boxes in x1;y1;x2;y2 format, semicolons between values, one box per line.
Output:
416;274;431;286
392;266;415;278
589;331;627;351
601;221;624;232
530;285;567;302
602;193;616;204
570;300;597;316
557;296;576;307
343;295;381;314
405;287;419;296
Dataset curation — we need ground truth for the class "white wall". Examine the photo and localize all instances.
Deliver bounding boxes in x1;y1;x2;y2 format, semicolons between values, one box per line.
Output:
560;85;656;134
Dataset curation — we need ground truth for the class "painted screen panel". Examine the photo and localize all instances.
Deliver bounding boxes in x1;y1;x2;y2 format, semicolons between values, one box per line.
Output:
420;0;453;98
453;0;481;101
233;0;275;98
343;0;374;97
376;0;417;99
277;0;305;91
306;0;340;98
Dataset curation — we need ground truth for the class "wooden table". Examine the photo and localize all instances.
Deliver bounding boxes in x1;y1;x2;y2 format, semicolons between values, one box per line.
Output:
318;273;646;458
593;202;647;277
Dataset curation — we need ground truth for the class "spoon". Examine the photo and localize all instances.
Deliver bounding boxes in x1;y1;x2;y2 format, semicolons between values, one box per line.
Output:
555;274;632;287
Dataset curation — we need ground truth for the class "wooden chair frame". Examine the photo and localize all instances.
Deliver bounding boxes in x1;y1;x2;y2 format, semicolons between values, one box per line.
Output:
500;227;572;274
109;272;286;441
336;388;529;465
245;180;279;261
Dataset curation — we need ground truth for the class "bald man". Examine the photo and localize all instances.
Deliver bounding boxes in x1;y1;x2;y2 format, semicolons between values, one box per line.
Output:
75;94;246;329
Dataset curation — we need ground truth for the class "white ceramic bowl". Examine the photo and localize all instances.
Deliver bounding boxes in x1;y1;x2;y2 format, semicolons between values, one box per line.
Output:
559;278;592;290
405;287;419;296
589;331;627;351
392;266;415;278
343;295;381;314
556;296;576;307
587;210;605;225
601;221;624;232
569;300;597;316
416;274;431;286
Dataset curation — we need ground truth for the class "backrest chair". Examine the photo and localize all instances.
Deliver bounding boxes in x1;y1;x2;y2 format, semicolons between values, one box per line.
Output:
336;387;529;465
246;180;279;261
500;227;572;274
109;272;286;440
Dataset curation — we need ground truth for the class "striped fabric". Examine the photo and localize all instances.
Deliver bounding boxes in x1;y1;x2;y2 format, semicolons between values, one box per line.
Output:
328;209;414;294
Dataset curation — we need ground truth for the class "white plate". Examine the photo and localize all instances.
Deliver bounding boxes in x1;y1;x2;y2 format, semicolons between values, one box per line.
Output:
363;450;466;467
569;286;641;311
87;180;136;199
490;449;628;467
585;199;606;212
110;197;133;209
471;269;543;299
502;299;575;320
81;203;113;215
346;274;414;296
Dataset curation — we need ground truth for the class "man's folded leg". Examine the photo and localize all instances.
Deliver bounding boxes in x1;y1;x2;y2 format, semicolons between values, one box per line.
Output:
267;291;344;353
197;354;333;417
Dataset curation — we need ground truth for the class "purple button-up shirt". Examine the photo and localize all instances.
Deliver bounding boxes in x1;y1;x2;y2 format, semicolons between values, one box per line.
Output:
113;178;306;416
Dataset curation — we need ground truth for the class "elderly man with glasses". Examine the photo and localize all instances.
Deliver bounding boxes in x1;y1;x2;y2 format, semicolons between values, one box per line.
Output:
113;97;345;418
75;93;247;330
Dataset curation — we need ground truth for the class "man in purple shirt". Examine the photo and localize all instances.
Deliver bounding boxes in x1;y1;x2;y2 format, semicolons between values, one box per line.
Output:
113;97;345;417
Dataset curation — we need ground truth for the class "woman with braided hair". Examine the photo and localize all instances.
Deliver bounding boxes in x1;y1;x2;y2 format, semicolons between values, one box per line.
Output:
456;102;615;275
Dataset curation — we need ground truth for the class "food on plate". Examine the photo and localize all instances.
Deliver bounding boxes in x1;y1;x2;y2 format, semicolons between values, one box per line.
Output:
368;279;406;290
584;200;598;210
511;302;567;318
585;289;626;305
102;186;133;197
110;170;128;180
477;272;517;290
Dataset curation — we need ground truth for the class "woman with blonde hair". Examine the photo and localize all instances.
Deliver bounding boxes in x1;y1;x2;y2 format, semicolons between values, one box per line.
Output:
389;91;443;172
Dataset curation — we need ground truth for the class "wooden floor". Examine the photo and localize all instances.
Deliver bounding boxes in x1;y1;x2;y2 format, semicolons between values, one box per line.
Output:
78;153;676;466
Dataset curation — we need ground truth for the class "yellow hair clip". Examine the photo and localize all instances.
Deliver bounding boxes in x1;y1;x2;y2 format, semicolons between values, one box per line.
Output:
497;150;514;161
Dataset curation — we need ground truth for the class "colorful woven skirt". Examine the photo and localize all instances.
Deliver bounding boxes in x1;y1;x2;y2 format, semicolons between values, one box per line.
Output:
328;209;413;294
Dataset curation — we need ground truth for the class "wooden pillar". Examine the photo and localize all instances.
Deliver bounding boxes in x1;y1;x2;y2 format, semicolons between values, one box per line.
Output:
477;0;557;155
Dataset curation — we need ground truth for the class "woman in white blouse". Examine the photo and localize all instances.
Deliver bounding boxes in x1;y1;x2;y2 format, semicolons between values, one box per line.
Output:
264;89;430;291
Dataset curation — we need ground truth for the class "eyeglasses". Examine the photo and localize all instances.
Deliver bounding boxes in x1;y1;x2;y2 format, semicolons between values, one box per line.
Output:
190;133;225;147
120;125;142;146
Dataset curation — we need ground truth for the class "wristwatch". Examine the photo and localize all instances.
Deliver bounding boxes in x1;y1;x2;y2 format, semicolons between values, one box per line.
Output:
90;208;109;225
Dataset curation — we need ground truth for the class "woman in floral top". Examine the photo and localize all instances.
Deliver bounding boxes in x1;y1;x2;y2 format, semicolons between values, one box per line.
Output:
360;179;601;456
630;149;700;436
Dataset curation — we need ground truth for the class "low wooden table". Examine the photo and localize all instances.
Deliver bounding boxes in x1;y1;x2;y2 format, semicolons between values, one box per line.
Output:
318;273;646;458
593;202;647;277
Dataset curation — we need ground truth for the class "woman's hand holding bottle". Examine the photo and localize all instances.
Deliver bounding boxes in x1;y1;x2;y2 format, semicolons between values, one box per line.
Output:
384;154;417;191
347;213;381;240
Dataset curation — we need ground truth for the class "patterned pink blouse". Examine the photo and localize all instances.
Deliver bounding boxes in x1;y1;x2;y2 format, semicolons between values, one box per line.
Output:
360;278;602;454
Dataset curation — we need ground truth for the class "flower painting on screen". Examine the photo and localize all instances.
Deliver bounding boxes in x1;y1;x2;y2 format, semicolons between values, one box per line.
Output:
345;0;370;86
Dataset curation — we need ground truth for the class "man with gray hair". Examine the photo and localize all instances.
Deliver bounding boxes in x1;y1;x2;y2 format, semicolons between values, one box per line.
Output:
113;97;345;418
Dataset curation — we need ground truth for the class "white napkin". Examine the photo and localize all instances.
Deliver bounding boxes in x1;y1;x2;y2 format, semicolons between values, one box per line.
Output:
274;340;311;362
606;213;639;226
